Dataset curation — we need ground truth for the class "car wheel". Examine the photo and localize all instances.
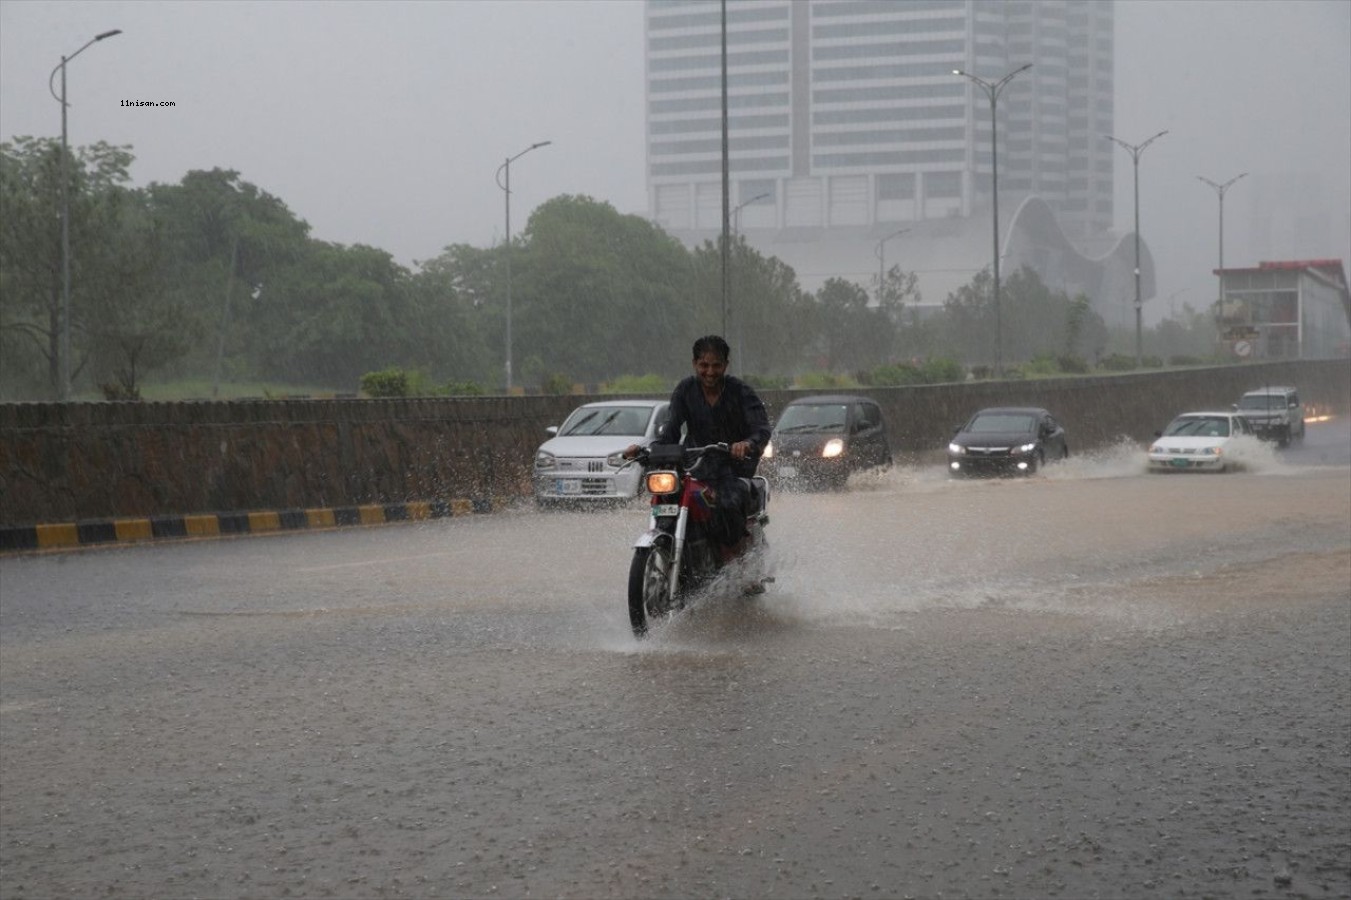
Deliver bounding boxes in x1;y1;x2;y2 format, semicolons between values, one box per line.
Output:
1025;451;1043;476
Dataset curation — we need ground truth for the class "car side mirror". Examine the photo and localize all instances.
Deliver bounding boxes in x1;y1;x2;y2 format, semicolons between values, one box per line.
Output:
546;425;559;436
1231;403;1238;411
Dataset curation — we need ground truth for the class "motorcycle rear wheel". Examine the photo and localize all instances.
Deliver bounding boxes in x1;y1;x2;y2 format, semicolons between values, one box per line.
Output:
628;544;675;637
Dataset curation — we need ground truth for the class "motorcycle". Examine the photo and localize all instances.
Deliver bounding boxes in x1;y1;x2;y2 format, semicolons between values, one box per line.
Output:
624;442;771;637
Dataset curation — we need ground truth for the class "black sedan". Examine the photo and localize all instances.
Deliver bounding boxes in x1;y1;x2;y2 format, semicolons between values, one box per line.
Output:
947;407;1069;477
763;395;892;489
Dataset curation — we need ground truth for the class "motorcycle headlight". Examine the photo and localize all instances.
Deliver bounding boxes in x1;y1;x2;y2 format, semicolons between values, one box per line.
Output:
948;442;966;455
646;471;679;495
822;438;845;459
762;440;774;460
534;450;556;470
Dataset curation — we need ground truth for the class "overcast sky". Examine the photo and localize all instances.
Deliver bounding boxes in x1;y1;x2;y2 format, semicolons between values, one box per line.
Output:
2;0;1348;324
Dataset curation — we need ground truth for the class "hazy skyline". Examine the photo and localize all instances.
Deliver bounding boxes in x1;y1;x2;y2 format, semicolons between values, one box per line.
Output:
2;0;1348;325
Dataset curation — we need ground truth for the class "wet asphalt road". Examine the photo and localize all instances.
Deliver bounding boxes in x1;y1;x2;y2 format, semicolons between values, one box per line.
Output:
2;422;1349;899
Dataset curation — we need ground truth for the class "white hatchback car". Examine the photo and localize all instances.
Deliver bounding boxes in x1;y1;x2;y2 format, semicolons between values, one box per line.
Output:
1147;411;1257;473
533;400;670;506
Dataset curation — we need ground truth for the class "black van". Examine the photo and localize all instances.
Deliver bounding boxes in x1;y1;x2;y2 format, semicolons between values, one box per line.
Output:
763;395;892;489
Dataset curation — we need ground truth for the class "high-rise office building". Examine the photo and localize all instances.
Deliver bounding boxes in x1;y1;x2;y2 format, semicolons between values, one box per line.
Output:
645;0;1135;317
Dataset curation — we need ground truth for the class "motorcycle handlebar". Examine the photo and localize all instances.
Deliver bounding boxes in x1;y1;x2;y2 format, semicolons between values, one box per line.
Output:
624;442;730;469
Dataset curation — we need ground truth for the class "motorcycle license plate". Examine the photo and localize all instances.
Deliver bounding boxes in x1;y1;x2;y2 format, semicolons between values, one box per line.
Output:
652;503;679;517
555;479;582;494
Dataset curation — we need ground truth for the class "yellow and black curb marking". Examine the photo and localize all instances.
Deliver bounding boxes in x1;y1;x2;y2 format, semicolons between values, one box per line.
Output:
0;498;493;554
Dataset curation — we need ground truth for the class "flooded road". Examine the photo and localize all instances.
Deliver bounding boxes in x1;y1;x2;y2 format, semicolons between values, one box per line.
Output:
2;422;1348;898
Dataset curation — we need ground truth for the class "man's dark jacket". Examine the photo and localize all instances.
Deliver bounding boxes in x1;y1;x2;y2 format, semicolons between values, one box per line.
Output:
656;375;772;479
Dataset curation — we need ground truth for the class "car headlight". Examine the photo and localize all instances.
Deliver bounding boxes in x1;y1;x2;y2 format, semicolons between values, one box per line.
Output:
948;442;966;455
606;451;627;468
822;438;844;459
1201;446;1223;456
762;440;774;460
1014;442;1037;454
534;450;556;470
1149;443;1162;454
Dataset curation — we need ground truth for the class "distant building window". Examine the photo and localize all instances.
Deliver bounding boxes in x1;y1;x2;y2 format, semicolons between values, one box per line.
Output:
740;180;777;205
876;173;915;201
925;171;962;198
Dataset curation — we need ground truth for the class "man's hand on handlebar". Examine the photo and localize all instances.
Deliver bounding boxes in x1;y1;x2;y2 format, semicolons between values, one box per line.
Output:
729;440;751;460
622;443;643;460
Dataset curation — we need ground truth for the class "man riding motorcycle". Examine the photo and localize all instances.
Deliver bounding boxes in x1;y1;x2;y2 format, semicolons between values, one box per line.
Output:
625;335;771;552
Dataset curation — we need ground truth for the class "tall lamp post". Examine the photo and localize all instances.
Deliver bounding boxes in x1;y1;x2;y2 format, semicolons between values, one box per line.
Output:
729;192;769;367
495;140;551;392
48;28;122;401
954;63;1031;376
732;192;769;237
1104;129;1167;367
1196;172;1247;341
875;227;910;305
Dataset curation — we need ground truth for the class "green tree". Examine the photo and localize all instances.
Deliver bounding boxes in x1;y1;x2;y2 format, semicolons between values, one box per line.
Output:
811;277;896;373
0;137;136;397
721;237;816;378
82;191;202;397
511;195;697;385
259;242;415;388
409;243;498;384
143;169;311;391
937;267;1107;370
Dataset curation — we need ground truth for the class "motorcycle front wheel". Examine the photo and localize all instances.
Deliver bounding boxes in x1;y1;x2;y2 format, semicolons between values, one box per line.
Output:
628;544;676;637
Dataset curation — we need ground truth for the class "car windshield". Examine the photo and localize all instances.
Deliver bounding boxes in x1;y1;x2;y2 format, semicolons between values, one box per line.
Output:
966;413;1036;434
1237;394;1285;410
775;403;848;434
559;406;651;437
1164;416;1231;437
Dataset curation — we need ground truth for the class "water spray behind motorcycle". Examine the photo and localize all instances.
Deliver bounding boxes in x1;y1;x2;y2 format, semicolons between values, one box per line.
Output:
622;442;772;638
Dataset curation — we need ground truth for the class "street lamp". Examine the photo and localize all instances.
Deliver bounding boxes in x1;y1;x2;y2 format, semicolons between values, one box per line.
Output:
954;63;1031;376
732;192;769;237
49;28;122;401
875;227;910;305
729;191;769;366
1196;173;1247;340
1104;129;1168;367
495;140;551;392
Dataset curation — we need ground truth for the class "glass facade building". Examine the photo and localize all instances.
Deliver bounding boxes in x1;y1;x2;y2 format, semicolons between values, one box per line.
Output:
645;0;1115;245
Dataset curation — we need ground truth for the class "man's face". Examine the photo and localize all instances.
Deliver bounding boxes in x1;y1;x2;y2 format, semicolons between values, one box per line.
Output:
693;351;727;391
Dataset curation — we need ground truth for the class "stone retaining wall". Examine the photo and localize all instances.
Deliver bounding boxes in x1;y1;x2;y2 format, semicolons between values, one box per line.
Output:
2;359;1346;527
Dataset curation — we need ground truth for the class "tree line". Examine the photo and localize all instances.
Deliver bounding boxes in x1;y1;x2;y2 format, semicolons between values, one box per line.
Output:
0;139;1221;401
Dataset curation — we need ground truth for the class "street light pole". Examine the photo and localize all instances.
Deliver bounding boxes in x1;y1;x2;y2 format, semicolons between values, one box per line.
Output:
728;192;768;368
954;63;1031;376
732;192;769;238
875;227;910;305
1104;129;1167;367
495;140;551;393
48;28;121;401
1197;173;1247;341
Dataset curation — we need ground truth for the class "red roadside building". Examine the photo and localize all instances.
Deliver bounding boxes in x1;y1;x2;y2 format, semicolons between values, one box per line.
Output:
1215;259;1351;359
